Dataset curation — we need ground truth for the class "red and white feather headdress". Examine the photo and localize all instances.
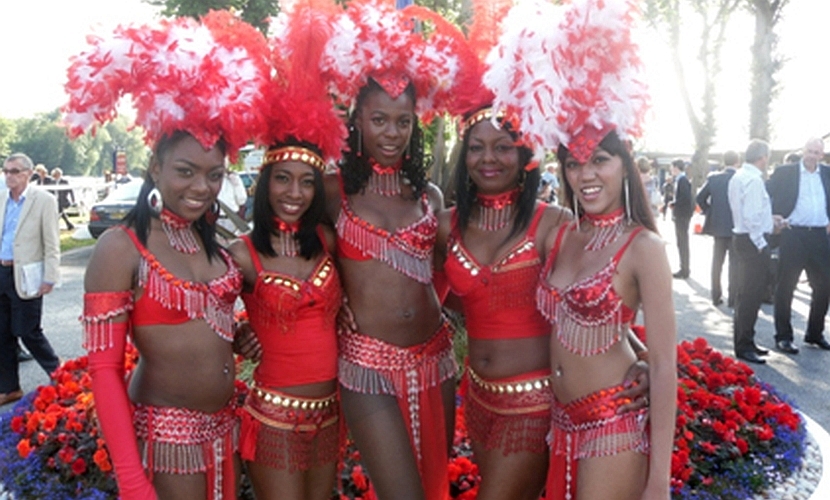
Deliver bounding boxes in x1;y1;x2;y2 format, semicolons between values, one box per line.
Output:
485;0;649;163
449;0;513;133
63;10;272;161
319;0;469;123
261;0;347;171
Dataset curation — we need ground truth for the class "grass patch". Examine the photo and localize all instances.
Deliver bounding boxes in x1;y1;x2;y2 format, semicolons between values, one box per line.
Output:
60;231;96;254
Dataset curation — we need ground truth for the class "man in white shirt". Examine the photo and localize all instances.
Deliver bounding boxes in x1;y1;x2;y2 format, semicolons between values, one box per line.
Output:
728;139;777;364
766;137;830;354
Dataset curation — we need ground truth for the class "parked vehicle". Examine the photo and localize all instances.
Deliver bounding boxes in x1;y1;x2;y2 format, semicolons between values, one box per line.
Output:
87;181;142;238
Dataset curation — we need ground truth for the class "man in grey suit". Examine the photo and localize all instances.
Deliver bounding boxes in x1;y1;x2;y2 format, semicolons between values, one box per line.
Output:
697;151;740;307
0;153;60;406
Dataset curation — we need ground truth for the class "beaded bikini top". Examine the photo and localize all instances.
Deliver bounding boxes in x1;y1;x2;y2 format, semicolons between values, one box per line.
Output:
121;226;242;342
536;223;642;356
335;176;437;284
444;204;549;340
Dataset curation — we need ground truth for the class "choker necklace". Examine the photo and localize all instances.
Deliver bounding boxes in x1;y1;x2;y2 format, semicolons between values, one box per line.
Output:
582;207;626;251
160;209;200;254
367;158;403;197
273;217;300;257
474;188;519;231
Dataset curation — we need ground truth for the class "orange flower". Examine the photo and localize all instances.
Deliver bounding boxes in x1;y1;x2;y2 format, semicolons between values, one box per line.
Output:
93;448;112;472
17;439;33;458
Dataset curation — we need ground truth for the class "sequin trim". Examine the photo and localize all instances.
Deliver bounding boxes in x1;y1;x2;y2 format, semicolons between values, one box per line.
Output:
335;195;437;284
81;291;134;352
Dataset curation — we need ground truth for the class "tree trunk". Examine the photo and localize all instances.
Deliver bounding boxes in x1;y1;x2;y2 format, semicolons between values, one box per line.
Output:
749;0;787;142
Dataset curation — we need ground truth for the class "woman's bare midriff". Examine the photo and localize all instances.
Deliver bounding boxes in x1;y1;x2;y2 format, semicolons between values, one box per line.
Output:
340;258;442;347
129;320;236;412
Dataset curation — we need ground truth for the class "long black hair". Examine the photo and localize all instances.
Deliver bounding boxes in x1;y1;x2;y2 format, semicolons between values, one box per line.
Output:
452;114;539;241
557;129;657;233
250;140;326;260
123;131;223;261
340;78;427;198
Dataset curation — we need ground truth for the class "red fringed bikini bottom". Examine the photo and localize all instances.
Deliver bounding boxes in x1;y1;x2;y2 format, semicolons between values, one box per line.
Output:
545;383;649;500
338;320;457;500
463;366;552;456
239;385;340;472
133;399;238;500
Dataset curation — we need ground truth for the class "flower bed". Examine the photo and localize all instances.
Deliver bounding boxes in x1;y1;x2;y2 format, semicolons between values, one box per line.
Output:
0;338;807;499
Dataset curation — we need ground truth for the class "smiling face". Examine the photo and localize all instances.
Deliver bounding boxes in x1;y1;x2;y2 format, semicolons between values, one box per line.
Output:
563;146;625;215
355;87;415;166
465;120;521;195
150;134;226;222
267;160;316;224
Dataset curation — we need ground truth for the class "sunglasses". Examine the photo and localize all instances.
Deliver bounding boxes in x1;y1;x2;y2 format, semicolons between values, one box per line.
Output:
2;168;23;175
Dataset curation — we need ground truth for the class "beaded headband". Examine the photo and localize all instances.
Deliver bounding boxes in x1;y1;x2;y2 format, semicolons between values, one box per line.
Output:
263;146;326;173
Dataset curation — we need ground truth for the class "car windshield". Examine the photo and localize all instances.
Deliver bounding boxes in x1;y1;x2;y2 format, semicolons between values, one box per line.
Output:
102;181;142;203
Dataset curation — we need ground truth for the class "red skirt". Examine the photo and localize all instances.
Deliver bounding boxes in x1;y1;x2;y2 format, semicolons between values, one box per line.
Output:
133;399;238;500
338;320;457;500
239;386;341;472
463;366;552;456
545;383;649;500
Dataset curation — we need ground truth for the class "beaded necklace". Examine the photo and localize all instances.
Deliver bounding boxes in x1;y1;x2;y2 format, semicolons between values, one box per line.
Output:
367;158;403;197
160;208;200;254
581;207;626;252
474;188;519;231
273;217;300;257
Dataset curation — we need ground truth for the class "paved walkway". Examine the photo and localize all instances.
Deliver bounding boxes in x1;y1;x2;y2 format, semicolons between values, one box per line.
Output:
3;222;830;433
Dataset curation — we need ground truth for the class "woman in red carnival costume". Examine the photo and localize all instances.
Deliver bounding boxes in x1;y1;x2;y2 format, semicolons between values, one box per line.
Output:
66;12;272;500
228;3;347;498
434;1;650;497
317;2;469;498
488;0;676;498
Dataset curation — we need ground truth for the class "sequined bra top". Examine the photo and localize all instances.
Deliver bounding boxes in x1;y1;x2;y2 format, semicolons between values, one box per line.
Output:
536;223;643;356
121;226;242;343
240;233;341;387
444;204;550;340
335;175;437;284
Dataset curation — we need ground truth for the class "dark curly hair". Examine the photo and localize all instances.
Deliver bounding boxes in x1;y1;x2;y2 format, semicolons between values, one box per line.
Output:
340;79;427;199
250;140;326;260
123;130;223;262
557;129;657;233
452;115;539;241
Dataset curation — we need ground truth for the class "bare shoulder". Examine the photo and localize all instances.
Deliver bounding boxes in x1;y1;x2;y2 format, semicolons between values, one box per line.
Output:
319;224;337;251
425;182;445;212
629;228;668;261
85;227;140;292
323;171;342;221
435;207;453;244
537;204;573;256
227;238;252;269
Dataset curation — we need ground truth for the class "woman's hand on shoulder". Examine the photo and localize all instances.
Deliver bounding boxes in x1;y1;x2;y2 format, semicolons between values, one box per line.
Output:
426;182;445;213
84;227;139;293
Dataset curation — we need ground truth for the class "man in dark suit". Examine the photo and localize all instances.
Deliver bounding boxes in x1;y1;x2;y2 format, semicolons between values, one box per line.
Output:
766;137;830;354
672;159;694;278
697;151;739;306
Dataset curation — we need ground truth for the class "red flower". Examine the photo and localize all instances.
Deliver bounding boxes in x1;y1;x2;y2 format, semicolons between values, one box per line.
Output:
351;465;369;492
72;457;88;475
17;439;33;458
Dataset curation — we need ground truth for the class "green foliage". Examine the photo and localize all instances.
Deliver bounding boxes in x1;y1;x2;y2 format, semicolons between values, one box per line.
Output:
3;110;149;177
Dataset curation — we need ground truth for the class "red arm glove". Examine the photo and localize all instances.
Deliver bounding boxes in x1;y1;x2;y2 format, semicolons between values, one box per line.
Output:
83;292;157;500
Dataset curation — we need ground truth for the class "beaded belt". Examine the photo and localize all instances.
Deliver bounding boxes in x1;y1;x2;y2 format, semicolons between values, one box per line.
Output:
251;385;337;412
467;367;551;394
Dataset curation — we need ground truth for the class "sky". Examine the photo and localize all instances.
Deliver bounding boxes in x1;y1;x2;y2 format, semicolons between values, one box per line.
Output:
0;0;827;154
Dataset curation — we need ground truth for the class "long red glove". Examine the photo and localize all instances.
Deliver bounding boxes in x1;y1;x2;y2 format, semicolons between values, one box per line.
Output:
86;320;157;500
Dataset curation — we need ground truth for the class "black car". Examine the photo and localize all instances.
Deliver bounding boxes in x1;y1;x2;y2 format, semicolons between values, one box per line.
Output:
87;181;142;238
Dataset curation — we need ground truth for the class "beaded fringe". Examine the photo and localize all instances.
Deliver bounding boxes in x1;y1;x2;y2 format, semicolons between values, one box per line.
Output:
335;210;434;284
550;406;649;459
138;258;236;342
464;370;552;455
474;204;515;232
367;169;402;197
583;221;625;252
536;271;625;356
338;325;456;461
80;291;134;352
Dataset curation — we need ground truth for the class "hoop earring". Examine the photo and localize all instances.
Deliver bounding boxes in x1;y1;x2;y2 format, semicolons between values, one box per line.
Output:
573;192;580;231
147;187;163;216
624;176;631;222
206;201;220;225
